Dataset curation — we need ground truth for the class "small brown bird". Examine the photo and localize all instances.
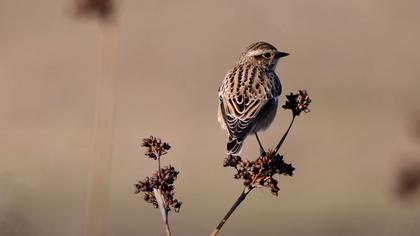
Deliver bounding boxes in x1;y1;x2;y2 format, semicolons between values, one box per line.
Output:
218;42;289;155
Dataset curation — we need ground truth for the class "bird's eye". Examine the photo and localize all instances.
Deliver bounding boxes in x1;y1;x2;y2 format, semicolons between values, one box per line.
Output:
263;53;271;58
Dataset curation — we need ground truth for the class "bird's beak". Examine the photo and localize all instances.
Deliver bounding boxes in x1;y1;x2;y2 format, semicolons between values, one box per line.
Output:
276;51;290;58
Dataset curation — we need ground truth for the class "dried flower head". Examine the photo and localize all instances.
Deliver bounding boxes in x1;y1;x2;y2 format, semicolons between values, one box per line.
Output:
283;90;311;116
76;0;114;19
396;161;420;199
141;136;171;160
224;150;294;196
135;165;182;212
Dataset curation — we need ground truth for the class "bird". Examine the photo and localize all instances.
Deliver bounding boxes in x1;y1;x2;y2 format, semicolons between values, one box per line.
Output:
217;42;289;156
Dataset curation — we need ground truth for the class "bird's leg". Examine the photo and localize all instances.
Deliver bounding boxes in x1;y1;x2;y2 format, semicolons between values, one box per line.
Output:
254;132;266;156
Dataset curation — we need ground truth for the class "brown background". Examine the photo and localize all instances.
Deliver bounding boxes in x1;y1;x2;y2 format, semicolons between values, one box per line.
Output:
1;0;420;235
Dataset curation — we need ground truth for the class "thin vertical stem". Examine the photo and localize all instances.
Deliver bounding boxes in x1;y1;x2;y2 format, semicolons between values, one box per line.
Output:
157;155;161;179
274;115;296;154
154;154;171;235
211;187;253;236
86;18;118;236
153;188;170;236
165;223;172;236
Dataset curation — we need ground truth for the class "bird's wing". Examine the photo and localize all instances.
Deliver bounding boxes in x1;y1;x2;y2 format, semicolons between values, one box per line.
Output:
218;65;280;140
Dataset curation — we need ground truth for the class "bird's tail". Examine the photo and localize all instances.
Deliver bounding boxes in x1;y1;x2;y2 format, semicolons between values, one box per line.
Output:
227;137;244;155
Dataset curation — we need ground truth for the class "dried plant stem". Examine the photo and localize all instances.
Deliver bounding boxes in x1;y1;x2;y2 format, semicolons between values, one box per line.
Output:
274;115;296;154
154;155;172;236
153;188;171;236
212;90;310;235
211;187;253;236
165;223;172;236
157;155;162;178
86;18;118;236
212;114;297;235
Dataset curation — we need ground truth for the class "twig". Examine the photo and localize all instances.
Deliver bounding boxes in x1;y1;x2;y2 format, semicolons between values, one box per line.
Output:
154;154;171;236
136;137;180;236
153;188;171;236
157;155;162;179
274;115;296;154
86;16;118;236
165;223;172;236
211;187;253;236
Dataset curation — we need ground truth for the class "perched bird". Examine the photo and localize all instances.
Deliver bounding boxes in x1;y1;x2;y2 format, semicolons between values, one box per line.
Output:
218;42;289;155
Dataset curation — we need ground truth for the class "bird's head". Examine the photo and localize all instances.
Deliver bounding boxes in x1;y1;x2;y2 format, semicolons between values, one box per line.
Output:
239;42;289;70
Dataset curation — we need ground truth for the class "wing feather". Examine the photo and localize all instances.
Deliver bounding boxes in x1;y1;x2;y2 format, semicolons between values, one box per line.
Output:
218;64;280;140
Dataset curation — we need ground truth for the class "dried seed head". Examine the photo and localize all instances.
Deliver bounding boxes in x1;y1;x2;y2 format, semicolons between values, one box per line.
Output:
396;161;420;199
223;150;294;196
135;166;182;212
223;154;242;167
141;136;171;160
76;0;114;20
283;90;311;116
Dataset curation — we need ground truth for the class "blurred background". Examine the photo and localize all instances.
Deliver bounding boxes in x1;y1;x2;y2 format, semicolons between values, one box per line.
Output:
1;0;420;235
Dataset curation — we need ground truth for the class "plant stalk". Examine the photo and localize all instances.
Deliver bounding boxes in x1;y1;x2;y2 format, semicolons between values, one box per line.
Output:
157;155;161;179
154;154;171;236
86;17;118;236
165;223;172;236
274;115;296;154
153;188;171;236
210;187;253;236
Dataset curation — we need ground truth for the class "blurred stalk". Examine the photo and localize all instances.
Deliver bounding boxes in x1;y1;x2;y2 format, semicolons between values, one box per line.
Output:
86;17;118;236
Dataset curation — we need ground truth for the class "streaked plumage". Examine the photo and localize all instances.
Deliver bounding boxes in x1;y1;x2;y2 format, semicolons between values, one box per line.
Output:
218;42;289;155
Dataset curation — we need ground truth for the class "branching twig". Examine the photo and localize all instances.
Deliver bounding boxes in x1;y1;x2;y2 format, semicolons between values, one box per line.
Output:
135;136;182;236
211;90;311;235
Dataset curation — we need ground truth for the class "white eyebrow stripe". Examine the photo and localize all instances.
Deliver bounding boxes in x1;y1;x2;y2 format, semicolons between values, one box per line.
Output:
246;49;266;57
